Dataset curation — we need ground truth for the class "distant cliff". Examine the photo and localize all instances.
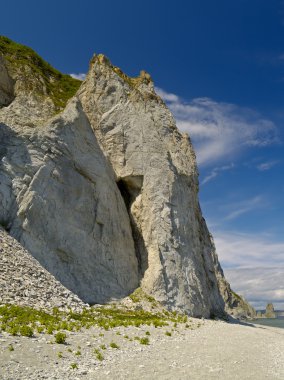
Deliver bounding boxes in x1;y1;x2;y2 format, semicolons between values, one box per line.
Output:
0;36;254;318
257;303;277;319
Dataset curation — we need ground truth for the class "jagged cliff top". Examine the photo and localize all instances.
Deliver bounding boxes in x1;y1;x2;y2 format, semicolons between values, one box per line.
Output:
91;53;153;88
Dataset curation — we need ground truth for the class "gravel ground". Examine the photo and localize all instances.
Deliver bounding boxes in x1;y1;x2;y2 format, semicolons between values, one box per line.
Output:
1;318;284;380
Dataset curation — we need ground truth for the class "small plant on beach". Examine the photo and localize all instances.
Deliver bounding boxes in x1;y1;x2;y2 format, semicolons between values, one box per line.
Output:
37;326;44;334
20;325;33;337
70;363;78;369
110;342;119;349
124;335;129;339
139;337;149;345
47;325;54;334
7;326;18;336
94;348;104;361
165;331;172;337
67;348;72;353
57;351;63;358
100;344;106;350
145;331;150;336
75;350;81;356
8;344;14;352
54;332;66;344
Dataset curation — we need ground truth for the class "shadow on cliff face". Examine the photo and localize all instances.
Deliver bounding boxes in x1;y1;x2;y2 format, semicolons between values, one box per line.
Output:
0;123;31;232
117;175;148;280
0;56;15;107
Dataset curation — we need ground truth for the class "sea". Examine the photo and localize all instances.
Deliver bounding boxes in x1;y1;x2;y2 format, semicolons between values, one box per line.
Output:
251;317;284;329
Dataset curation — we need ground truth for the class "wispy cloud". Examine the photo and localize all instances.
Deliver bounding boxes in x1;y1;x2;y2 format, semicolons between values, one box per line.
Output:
70;73;86;81
223;195;264;220
224;267;284;310
201;163;234;185
155;88;179;102
156;87;278;166
257;160;279;171
212;229;284;309
214;230;284;268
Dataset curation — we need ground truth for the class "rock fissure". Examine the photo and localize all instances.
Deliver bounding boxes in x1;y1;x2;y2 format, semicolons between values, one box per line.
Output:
117;176;148;280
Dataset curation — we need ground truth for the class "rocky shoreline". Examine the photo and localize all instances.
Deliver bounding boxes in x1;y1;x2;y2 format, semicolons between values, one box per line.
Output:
1;318;284;380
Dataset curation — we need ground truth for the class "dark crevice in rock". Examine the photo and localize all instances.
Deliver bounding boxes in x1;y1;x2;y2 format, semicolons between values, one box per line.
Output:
117;176;148;280
0;219;11;233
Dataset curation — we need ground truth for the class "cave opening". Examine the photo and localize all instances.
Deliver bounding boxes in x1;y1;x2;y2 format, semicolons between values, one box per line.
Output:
117;176;148;280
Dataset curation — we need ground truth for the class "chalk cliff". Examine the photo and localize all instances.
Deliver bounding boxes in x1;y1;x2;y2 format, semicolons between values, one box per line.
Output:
0;36;252;318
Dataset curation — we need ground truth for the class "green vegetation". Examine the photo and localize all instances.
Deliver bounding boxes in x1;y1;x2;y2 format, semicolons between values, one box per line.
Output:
70;363;78;370
165;331;172;336
8;344;14;352
110;342;119;349
139;337;149;345
57;351;63;358
94;348;104;361
0;36;81;109
20;325;33;337
75;350;81;356
0;303;188;339
100;344;106;350
129;287;158;305
145;331;150;336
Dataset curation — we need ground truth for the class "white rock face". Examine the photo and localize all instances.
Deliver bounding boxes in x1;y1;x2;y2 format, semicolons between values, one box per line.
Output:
78;55;226;317
0;45;252;318
0;93;138;304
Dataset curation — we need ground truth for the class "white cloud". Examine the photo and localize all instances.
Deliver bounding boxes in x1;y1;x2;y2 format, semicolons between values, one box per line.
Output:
156;87;278;166
257;160;279;171
214;230;284;268
201;163;234;185
70;73;86;81
223;195;264;220
154;87;179;102
212;229;284;309
224;267;284;310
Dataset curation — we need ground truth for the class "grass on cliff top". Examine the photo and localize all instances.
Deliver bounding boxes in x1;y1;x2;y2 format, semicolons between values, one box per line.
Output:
0;36;81;109
0;304;188;338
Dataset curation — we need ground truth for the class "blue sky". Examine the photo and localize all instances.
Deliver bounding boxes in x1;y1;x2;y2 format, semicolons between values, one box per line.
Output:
2;0;284;309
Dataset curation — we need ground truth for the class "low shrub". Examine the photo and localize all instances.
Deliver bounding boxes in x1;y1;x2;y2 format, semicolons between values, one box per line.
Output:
54;332;66;344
